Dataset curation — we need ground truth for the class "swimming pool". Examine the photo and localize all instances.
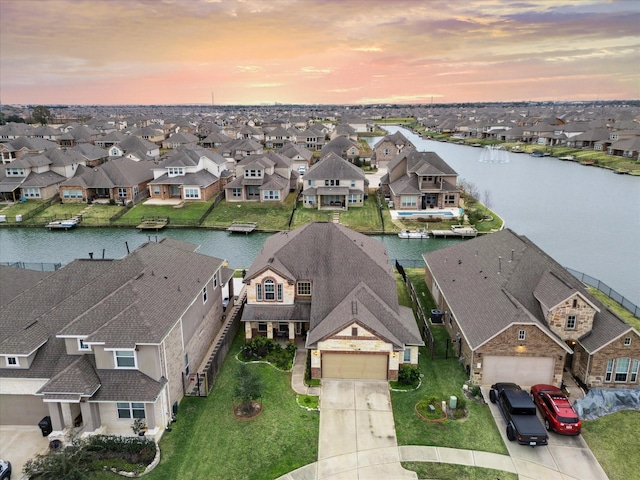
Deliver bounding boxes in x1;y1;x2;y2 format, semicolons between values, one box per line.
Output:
397;208;462;217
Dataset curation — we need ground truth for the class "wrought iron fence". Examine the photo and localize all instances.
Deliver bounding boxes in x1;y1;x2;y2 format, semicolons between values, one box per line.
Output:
566;268;638;318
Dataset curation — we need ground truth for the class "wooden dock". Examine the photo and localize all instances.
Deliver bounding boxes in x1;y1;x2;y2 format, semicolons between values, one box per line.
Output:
431;226;478;238
137;218;168;230
227;222;257;234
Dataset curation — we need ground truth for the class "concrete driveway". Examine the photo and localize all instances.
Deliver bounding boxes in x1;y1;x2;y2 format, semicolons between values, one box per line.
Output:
483;387;609;480
0;425;50;480
317;379;416;479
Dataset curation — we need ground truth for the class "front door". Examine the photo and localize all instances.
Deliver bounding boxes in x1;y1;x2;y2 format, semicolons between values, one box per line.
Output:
170;185;181;197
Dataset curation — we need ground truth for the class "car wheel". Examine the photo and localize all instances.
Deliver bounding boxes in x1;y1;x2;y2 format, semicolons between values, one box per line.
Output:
545;419;550;431
489;389;496;403
506;424;516;441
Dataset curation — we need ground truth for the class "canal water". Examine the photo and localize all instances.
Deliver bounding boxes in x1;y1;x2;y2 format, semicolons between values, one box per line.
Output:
1;128;638;305
368;127;640;305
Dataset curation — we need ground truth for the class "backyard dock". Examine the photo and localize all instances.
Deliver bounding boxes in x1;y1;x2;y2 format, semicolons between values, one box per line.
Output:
46;216;81;230
137;218;169;230
227;222;257;234
431;226;478;238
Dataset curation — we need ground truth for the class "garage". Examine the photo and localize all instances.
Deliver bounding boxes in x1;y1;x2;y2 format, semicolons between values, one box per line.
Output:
321;352;388;380
0;394;49;426
482;356;555;386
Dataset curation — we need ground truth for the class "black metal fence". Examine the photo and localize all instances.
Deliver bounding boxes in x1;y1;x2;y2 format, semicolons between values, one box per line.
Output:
1;261;62;272
566;268;639;318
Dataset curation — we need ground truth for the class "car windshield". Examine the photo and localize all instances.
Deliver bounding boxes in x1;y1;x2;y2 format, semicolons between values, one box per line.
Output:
558;415;579;423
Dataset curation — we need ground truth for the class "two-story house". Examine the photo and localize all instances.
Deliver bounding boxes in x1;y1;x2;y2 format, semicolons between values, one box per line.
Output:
380;147;460;211
161;132;199;150
264;127;297;149
223;151;295;203
320;136;361;163
277;143;313;176
301;152;368;210
371;131;415;168
241;222;424;380
423;229;640;389
149;147;228;202
0;239;231;440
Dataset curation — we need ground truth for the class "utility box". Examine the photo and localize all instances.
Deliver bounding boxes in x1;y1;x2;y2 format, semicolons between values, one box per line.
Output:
430;309;443;323
449;396;457;409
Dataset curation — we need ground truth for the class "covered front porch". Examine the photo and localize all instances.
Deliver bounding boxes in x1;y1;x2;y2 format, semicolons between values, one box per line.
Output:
244;320;309;342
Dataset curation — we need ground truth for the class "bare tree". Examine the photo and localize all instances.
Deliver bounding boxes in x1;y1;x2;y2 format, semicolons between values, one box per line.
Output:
482;190;493;209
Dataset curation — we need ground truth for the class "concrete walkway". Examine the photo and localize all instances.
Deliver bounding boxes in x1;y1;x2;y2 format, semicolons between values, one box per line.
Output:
282;367;607;480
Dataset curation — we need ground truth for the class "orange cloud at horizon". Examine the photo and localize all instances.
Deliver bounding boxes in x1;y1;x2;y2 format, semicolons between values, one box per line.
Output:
1;0;638;105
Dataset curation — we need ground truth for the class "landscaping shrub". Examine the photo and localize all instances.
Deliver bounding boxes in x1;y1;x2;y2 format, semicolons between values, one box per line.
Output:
242;337;295;370
398;364;420;386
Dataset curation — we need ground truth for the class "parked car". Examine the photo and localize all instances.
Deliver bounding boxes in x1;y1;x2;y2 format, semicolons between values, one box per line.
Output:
530;384;581;435
490;382;548;446
0;459;11;480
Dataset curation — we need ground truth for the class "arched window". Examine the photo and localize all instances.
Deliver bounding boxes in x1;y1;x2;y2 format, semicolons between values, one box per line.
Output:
264;279;275;300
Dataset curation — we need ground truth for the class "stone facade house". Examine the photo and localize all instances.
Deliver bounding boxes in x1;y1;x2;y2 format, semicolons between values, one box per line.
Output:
149;147;228;202
0;239;232;441
380;147;460;211
320;136;361;163
223;151;295;203
301;152;368;210
371;131;414;168
422;229;640;388
241;222;424;380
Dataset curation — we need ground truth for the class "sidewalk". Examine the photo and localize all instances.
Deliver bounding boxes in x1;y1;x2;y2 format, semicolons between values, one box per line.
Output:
290;349;320;396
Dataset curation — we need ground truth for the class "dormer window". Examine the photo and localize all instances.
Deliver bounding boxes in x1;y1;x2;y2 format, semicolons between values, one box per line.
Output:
297;281;311;296
114;350;137;369
78;339;91;351
6;356;18;366
352;327;358;337
168;167;184;177
245;169;263;178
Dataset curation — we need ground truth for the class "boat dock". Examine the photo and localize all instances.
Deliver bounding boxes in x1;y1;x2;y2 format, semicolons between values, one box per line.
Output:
46;216;81;230
227;222;257;234
137;218;169;230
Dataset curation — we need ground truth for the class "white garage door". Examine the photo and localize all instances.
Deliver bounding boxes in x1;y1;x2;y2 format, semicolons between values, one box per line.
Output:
322;353;388;380
482;356;555;386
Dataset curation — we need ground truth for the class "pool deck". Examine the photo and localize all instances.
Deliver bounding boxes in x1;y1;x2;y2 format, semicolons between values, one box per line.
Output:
390;207;462;219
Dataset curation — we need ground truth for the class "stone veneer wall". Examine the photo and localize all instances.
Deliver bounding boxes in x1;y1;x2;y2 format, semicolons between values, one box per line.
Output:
546;295;596;341
584;332;640;388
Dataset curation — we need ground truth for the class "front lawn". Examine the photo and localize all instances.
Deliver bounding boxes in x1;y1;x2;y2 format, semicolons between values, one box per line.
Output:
144;333;319;480
581;410;640;480
402;463;517;480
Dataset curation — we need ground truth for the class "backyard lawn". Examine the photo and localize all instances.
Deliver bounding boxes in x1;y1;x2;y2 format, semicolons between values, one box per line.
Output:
290;194;387;232
201;196;295;230
113;201;213;227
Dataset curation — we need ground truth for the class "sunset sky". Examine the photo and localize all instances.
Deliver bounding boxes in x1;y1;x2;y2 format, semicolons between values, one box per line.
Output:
1;0;638;105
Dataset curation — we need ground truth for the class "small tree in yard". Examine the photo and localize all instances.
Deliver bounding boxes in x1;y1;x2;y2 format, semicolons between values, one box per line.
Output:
23;438;95;480
234;363;264;418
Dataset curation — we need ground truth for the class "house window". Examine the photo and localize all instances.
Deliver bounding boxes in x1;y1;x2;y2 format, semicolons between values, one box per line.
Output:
23;188;41;198
277;283;283;301
213;273;217;288
631;360;639;383
566;315;576;329
445;195;456;205
6;356;17;366
168;167;184;176
117;188;127;198
62;189;82;199
202;286;208;303
153;186;160;195
258;322;267;332
297;282;311;296
383;148;390;155
605;359;614;382
352;327;358;337
114;350;136;369
350;180;355;187
624;337;632;346
518;330;526;341
256;283;262;301
232;188;242;197
263;190;280;200
572;299;578;308
308;180;314;186
117;402;145;419
245;169;262;178
78;339;90;351
184;188;200;199
324;179;340;186
403;348;411;362
348;194;359;203
401;196;417;207
615;358;631;382
185;353;190;375
264;279;275;300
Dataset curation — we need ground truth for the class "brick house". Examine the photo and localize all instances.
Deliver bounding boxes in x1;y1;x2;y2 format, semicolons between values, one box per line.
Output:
422;229;640;388
0;239;232;440
241;222;424;380
371;131;415;168
380;147;460;211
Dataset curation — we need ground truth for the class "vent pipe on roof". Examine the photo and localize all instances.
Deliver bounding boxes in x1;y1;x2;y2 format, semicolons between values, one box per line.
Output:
498;256;502;274
511;249;514;262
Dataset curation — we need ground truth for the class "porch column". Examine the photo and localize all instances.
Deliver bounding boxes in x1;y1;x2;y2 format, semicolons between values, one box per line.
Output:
145;403;156;430
245;322;252;340
80;401;101;432
288;322;295;341
47;402;65;431
267;322;274;339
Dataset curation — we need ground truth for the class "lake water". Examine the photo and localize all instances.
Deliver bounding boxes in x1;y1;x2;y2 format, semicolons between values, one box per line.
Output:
368;127;640;305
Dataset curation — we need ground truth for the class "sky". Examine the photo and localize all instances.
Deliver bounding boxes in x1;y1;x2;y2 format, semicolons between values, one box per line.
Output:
1;0;638;105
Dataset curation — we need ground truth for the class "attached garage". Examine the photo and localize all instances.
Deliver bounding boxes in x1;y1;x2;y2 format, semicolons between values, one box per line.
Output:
482;356;555;386
321;352;388;380
0;394;49;425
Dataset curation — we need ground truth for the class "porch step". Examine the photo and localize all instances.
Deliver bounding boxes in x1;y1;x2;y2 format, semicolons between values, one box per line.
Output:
332;212;340;224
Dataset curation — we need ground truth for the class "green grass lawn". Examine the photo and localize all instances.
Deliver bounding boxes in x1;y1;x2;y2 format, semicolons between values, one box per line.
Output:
113;201;213;227
29;203;85;224
0;199;48;224
201;196;296;230
143;333;318;480
290;194;386;232
402;462;518;480
581;410;640;480
80;204;127;225
587;287;640;329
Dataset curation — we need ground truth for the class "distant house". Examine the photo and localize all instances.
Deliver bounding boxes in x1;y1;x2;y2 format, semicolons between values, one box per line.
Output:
218;138;263;161
295;127;325;151
0;239;232;440
423;229;640;389
301;152;368;210
59;158;154;204
320;136;361;163
241;222;424;380
162;132;199;149
380;147;460;210
277;143;313;176
107;136;160;161
371;131;414;168
223;151;295;203
264;126;297;149
607;136;640;160
94;131;127;149
200;131;232;149
148;147;228;202
70;144;110;167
